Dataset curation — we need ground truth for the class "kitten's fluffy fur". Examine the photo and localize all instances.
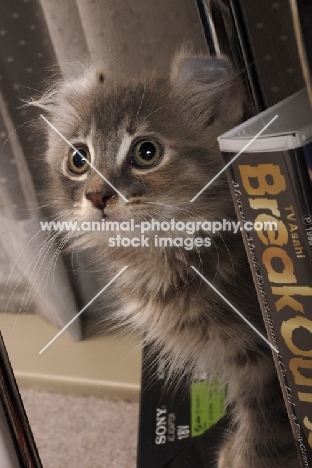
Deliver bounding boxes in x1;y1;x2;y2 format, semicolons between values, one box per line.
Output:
33;50;300;467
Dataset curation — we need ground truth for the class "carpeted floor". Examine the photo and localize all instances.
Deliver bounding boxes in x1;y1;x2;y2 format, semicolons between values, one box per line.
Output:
20;390;139;468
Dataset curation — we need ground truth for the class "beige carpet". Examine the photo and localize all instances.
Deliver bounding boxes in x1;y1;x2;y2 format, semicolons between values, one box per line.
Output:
21;390;139;468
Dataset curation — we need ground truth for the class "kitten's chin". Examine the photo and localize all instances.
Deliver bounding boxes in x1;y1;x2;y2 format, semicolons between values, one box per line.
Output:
103;208;133;223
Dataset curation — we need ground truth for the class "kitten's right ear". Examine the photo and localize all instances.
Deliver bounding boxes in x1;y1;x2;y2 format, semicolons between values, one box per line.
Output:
27;60;106;114
170;50;246;129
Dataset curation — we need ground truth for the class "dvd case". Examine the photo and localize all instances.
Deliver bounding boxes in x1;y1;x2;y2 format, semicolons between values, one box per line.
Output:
218;87;312;467
137;345;227;468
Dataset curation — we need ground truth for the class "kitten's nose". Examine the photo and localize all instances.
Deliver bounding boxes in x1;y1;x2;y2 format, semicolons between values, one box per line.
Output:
85;191;115;211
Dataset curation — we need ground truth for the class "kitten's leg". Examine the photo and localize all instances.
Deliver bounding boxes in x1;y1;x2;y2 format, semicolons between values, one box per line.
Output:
218;356;301;468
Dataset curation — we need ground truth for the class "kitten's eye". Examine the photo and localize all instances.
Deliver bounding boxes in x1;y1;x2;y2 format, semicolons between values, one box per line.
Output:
67;146;90;175
131;139;162;167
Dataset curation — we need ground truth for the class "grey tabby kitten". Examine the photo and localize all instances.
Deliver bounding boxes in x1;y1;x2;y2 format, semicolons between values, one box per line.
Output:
33;50;300;468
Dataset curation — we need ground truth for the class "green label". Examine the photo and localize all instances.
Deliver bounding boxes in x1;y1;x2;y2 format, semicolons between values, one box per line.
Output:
190;380;226;437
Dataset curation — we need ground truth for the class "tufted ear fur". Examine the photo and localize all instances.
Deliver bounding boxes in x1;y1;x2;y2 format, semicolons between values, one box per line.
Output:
26;59;108;115
170;49;246;129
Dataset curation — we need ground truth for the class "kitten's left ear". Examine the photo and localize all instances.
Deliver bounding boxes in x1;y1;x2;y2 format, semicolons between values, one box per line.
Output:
170;51;246;128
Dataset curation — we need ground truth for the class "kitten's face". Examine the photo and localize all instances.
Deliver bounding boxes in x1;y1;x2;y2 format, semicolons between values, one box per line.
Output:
39;53;246;248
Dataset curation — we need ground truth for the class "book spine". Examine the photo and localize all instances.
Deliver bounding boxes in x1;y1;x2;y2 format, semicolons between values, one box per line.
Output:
223;148;312;468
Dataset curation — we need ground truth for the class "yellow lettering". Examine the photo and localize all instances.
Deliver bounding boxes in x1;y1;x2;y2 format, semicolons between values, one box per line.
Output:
262;247;296;283
255;215;288;246
303;417;312;448
274;295;304;313
238;164;286;195
281;317;312;357
298;392;312;403
248;197;281;217
289;358;312;386
272;286;312;296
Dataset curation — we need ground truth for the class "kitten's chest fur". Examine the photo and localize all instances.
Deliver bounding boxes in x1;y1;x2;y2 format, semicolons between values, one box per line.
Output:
105;231;264;382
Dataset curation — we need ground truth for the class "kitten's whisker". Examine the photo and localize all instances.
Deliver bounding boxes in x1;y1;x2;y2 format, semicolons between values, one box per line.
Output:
145;201;211;222
46;230;73;284
1;229;42;303
20;235;61;313
1;209;71;307
145;201;219;224
0;118;38;152
19;229;63;313
0;208;72;236
70;231;81;275
51;230;77;288
3;230;56;316
29;230;77;315
16;210;72;312
24;201;75;211
136;78;146;119
142;105;170;122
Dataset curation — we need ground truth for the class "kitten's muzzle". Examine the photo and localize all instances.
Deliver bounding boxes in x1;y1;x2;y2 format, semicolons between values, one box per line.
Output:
85;190;115;214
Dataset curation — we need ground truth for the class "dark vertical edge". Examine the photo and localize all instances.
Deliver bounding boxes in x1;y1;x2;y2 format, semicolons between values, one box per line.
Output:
195;0;266;112
0;332;42;468
229;0;266;111
289;0;312;105
195;0;217;55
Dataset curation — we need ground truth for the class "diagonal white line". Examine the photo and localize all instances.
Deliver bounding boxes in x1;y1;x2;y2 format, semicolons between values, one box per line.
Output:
191;266;278;354
190;114;278;202
40;114;129;203
39;266;128;354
